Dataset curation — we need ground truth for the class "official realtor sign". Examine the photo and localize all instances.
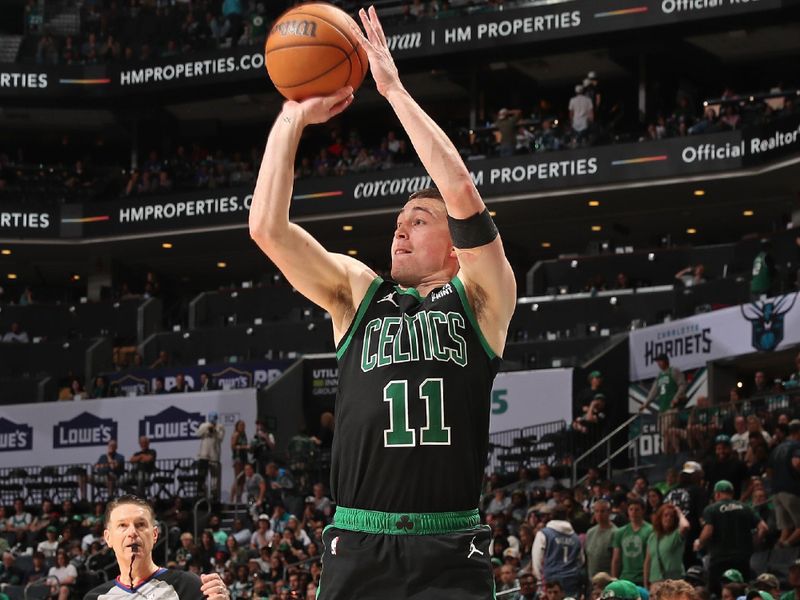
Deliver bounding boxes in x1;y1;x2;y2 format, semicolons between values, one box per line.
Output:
629;293;800;380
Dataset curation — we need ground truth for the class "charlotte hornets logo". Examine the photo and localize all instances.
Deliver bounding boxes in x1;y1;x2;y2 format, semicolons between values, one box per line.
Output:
741;293;797;351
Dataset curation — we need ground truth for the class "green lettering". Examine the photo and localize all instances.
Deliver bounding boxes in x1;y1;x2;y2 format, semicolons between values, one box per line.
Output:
428;311;448;361
492;389;508;415
377;317;400;368
446;312;468;367
404;314;420;361
420;378;451;445
361;319;382;372
383;380;415;447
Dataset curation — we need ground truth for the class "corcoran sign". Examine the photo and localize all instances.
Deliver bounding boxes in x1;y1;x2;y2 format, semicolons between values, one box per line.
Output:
0;0;786;98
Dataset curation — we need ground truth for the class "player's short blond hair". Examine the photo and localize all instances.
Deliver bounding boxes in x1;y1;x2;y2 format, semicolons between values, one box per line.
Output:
408;187;443;203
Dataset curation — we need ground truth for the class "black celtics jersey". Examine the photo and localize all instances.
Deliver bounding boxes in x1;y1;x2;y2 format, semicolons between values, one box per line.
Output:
331;275;502;513
83;568;203;600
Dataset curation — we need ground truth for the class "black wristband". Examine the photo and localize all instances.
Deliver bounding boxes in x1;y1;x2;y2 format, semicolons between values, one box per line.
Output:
447;209;498;249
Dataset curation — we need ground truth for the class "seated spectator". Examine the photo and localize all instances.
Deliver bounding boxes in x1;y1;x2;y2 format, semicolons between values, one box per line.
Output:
7;498;32;548
730;416;749;459
93;439;125;497
47;550;77;600
24;551;48;585
3;322;29;343
783;559;800;600
674;264;706;287
689;106;719;135
128;435;156;496
486;488;511;516
0;551;23;586
36;526;60;558
250;514;275;552
174;532;196;569
230;518;251;548
533;463;557;492
90;376;109;399
171;373;192;393
69;379;87;400
719;105;741;130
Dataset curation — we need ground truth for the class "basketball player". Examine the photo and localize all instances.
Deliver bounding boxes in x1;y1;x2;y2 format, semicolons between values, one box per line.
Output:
248;6;515;599
83;495;228;600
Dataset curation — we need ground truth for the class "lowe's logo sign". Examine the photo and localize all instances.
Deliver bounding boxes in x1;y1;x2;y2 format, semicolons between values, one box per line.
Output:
53;412;117;448
139;406;204;442
0;417;33;452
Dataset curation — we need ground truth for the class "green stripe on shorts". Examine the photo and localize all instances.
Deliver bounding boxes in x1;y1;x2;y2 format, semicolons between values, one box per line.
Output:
333;506;480;535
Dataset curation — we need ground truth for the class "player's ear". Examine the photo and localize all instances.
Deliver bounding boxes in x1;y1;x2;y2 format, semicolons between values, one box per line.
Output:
152;523;159;544
103;528;110;547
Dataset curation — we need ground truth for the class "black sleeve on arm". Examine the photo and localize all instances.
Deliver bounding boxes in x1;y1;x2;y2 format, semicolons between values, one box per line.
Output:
447;209;498;249
168;569;204;599
83;580;115;600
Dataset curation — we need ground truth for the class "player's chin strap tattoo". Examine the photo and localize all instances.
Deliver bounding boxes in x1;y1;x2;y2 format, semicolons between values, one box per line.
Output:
447;209;498;249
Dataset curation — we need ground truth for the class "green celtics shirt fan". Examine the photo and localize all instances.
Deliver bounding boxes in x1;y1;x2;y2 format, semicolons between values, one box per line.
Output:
332;276;500;512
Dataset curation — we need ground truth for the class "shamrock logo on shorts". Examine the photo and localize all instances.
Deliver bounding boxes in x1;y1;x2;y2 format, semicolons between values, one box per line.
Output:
395;515;414;531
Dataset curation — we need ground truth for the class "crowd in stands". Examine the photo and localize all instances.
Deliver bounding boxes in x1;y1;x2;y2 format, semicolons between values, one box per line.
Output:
0;390;797;600
21;0;543;67
475;80;798;157
3;81;798;205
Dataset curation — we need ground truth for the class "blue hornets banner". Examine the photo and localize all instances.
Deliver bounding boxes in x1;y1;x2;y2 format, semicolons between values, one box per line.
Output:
629;293;800;381
0;389;256;502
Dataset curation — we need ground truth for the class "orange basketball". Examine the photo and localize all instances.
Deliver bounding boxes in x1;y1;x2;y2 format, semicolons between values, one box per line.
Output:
265;2;369;102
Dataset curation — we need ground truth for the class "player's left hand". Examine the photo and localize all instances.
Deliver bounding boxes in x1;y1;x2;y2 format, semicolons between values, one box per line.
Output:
200;573;229;600
353;6;402;97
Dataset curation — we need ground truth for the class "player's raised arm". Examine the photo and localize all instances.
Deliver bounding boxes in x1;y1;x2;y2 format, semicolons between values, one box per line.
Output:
354;6;516;354
249;88;377;340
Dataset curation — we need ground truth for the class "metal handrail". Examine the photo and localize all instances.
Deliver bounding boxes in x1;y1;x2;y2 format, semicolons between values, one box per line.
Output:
24;576;56;600
571;412;641;486
193;497;211;541
497;586;521;597
156;519;169;565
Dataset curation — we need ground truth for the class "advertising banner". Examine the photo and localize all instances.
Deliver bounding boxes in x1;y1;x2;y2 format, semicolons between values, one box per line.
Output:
489;368;573;432
0;0;785;98
104;359;293;396
0;389;257;502
78;116;798;238
382;0;784;60
628;292;800;381
0;204;58;239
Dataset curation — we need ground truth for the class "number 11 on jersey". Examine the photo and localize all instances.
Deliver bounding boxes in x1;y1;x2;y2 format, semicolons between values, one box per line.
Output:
383;378;451;447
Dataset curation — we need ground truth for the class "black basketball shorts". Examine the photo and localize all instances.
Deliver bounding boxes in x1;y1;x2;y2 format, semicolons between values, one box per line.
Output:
317;507;495;600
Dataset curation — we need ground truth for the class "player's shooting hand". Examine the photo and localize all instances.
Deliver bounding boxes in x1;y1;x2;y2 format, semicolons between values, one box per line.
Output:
200;572;229;600
284;86;354;126
354;6;402;97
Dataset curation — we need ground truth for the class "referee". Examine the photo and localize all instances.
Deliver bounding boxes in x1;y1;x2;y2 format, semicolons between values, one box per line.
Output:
83;495;228;600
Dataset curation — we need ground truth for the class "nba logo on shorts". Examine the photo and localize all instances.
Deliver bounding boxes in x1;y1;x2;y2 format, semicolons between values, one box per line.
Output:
331;536;339;556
